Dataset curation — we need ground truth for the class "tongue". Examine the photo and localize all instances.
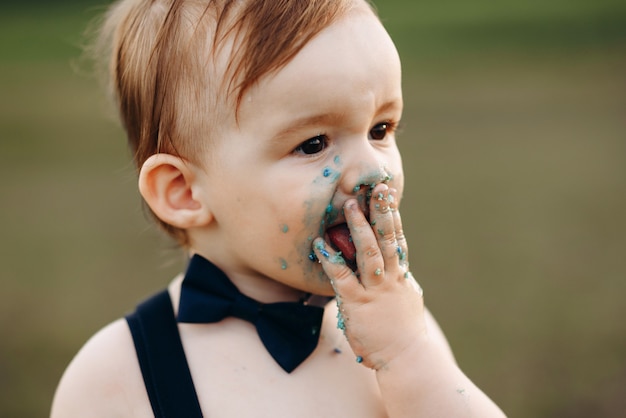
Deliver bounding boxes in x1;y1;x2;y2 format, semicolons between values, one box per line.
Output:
326;223;356;263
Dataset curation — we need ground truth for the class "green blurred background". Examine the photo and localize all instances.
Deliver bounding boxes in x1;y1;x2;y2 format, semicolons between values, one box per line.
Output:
1;0;625;416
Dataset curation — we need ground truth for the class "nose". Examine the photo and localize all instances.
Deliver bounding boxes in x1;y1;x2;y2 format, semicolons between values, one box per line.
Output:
337;143;393;207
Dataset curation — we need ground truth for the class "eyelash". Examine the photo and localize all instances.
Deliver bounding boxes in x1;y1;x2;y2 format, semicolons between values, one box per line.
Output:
294;121;398;156
295;134;329;155
369;121;397;140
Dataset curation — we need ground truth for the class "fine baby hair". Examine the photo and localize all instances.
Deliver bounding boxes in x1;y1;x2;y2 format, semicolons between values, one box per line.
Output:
93;0;353;244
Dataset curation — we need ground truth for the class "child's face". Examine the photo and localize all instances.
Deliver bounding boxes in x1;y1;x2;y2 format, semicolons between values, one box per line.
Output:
196;7;404;298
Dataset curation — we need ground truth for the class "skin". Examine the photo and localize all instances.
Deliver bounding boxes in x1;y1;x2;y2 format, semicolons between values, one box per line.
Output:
51;3;506;417
187;5;405;304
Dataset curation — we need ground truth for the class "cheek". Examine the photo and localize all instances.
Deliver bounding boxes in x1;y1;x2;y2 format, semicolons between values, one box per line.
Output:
298;181;337;241
286;165;343;236
389;153;405;194
393;171;405;197
292;176;336;256
278;173;339;275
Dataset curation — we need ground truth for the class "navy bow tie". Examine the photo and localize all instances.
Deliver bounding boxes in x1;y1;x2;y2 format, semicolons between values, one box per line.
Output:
177;254;326;373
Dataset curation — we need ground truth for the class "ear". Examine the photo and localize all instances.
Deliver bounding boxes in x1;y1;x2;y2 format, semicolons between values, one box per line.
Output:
138;153;213;229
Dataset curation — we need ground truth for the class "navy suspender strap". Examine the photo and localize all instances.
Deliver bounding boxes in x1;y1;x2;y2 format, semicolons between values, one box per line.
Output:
126;290;204;418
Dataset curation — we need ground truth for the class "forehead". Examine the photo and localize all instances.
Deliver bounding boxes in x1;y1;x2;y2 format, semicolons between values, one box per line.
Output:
236;8;402;127
209;0;361;112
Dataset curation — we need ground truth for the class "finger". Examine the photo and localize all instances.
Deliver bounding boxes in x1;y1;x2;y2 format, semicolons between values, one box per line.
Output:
388;187;409;270
343;199;386;287
368;183;402;274
312;237;362;297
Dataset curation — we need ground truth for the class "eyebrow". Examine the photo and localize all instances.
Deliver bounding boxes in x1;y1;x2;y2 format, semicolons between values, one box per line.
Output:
272;99;402;143
271;113;343;143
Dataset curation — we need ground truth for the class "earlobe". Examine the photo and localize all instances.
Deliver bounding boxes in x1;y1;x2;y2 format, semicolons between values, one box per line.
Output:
138;154;213;229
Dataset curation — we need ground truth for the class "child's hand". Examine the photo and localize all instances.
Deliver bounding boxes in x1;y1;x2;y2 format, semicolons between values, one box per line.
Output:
313;183;426;370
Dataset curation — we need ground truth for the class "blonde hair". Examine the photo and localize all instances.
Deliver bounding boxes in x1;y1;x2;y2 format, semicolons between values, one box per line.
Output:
91;0;354;245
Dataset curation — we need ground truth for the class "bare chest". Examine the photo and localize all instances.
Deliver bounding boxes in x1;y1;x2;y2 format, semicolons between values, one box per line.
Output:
178;319;388;418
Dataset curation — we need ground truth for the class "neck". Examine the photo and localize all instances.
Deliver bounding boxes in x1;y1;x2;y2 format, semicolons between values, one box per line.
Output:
186;250;310;304
232;273;310;304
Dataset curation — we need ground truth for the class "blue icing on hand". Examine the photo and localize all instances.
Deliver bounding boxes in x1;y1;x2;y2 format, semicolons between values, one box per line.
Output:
330;251;346;265
336;311;346;331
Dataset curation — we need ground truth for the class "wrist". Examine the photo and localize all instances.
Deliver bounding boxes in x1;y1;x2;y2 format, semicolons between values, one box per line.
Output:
366;330;431;372
374;333;461;390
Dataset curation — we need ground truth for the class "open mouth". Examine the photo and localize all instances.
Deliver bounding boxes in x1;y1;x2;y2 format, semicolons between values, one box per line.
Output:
325;207;370;272
323;187;374;271
326;223;357;264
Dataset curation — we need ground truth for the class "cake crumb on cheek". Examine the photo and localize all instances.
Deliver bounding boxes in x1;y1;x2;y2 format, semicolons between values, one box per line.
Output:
280;258;288;270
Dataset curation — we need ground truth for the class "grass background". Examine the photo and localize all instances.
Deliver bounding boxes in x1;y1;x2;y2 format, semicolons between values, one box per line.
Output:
1;0;625;416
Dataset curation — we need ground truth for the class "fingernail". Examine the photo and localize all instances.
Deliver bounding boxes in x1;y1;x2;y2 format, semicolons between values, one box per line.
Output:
344;199;358;212
314;239;329;258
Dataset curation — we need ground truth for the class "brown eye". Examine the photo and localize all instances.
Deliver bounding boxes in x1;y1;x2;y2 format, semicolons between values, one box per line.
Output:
370;122;390;140
295;135;328;155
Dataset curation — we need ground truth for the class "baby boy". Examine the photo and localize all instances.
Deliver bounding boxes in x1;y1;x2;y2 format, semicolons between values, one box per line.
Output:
52;0;505;416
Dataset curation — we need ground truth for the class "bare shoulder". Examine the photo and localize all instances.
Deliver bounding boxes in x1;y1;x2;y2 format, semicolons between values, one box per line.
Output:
51;318;151;418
